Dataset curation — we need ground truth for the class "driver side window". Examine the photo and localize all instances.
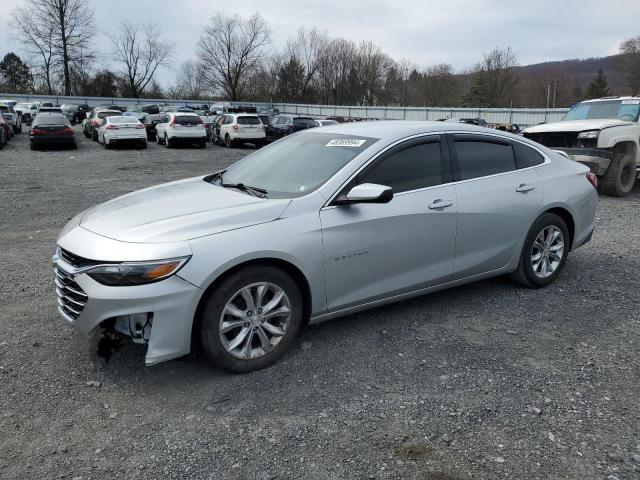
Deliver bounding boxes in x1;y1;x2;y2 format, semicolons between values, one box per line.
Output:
358;139;445;194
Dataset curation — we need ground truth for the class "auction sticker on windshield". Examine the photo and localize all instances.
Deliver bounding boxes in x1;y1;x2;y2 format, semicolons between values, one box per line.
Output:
326;138;367;147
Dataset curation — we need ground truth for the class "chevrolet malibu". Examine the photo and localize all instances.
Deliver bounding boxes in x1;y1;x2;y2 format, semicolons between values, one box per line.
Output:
53;122;597;372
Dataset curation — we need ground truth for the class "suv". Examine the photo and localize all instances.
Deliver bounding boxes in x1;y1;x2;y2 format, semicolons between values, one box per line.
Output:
0;103;22;134
215;113;265;148
14;102;39;125
155;112;207;148
523;97;640;196
83;109;122;141
265;114;316;142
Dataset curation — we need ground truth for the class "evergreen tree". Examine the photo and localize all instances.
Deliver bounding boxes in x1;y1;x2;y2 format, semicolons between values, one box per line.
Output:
585;68;611;99
0;52;32;92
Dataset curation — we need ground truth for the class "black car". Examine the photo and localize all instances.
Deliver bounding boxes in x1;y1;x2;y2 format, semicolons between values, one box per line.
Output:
30;113;76;150
264;114;317;142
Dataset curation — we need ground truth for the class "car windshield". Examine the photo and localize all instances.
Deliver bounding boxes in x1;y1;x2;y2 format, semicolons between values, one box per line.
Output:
563;100;640;122
216;132;378;198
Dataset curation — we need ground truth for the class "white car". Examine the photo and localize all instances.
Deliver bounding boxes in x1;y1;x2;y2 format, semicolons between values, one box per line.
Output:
97;116;147;150
14;102;39;125
155;112;207;148
215;113;266;148
0;102;22;133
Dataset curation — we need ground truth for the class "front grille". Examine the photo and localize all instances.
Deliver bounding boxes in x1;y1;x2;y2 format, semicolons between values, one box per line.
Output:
59;247;98;269
54;266;88;320
523;131;579;148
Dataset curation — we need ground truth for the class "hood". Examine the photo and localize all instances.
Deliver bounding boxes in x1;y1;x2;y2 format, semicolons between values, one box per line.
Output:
80;177;291;243
524;119;630;133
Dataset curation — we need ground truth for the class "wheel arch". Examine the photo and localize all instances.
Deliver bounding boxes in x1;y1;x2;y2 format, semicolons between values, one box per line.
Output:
191;257;313;345
543;206;575;249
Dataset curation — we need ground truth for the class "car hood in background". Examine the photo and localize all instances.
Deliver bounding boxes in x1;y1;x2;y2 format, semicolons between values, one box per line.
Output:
524;119;632;133
80;177;291;243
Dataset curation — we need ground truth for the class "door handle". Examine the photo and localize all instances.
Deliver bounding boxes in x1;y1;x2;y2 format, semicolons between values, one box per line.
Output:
516;183;536;193
428;199;454;210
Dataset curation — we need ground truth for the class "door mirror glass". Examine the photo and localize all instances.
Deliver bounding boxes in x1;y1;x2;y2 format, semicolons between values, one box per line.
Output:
342;183;393;204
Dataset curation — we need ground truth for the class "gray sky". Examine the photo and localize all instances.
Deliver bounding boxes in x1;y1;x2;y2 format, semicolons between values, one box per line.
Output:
2;0;639;85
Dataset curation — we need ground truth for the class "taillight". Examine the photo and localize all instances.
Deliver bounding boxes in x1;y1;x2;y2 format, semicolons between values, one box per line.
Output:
169;117;176;127
232;124;238;130
62;127;74;135
31;128;46;135
136;124;145;129
106;125;118;130
92;120;100;126
586;172;598;189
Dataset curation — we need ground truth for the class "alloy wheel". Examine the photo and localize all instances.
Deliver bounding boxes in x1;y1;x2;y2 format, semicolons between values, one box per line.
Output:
219;282;292;360
531;225;564;278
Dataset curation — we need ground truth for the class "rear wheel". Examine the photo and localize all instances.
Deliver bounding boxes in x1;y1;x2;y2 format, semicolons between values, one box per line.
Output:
199;266;303;372
510;213;569;288
91;129;98;142
165;134;172;148
601;153;635;197
225;134;233;148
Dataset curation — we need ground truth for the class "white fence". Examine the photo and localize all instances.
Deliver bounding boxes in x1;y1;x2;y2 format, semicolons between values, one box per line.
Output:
1;92;569;126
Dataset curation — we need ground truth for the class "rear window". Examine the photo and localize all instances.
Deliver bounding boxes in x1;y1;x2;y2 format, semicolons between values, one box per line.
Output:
97;111;121;119
175;115;200;126
109;116;138;124
293;118;316;127
237;116;261;125
34;114;69;125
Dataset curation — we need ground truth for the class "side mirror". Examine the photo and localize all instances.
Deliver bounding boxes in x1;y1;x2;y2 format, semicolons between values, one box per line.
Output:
338;183;393;205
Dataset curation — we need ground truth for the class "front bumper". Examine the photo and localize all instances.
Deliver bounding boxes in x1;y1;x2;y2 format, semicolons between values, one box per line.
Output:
53;227;202;365
553;147;612;176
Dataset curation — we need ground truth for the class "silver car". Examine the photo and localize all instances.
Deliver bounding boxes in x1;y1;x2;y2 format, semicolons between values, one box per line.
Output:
52;122;597;372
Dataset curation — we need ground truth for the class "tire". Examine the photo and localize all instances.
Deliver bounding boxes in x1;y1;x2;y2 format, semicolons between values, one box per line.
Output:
601;153;635;197
165;134;172;148
140;141;147;149
91;129;98;142
510;213;570;288
199;266;304;373
225;134;233;148
156;133;162;144
83;128;89;138
103;139;109;149
200;140;207;149
17;122;22;134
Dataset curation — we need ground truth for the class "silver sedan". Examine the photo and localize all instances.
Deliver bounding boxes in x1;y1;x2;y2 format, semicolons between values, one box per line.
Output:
52;121;597;372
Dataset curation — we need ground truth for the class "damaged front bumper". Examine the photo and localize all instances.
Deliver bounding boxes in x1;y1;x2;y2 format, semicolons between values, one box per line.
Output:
553;147;613;176
53;223;203;365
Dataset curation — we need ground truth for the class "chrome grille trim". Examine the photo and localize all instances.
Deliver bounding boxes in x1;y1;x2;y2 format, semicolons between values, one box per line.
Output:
53;263;88;320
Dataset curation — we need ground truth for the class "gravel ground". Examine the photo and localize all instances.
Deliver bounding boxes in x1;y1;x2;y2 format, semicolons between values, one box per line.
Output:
1;127;639;480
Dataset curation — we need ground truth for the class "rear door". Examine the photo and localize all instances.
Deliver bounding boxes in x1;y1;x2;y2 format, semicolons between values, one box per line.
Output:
448;133;544;278
320;135;458;311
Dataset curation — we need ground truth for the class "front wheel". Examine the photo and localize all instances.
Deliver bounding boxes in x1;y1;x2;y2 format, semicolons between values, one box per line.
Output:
510;213;570;288
601;153;635;197
199;266;304;372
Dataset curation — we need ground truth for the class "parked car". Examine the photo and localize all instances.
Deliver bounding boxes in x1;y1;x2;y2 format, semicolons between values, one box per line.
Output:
523;96;640;196
265;114;317;142
29;112;76;150
215;113;266;148
61;104;91;124
257;106;279;117
0;116;8;147
314;119;340;127
97;116;147;150
52;121;597;372
0;114;13;142
14;102;39;125
125;104;162;123
155;112;207;148
0;103;23;134
444;117;489;127
83;109;122;141
38;106;63;114
325;116;346;123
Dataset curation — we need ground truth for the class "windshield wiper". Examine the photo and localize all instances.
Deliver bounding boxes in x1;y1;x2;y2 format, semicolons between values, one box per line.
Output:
204;169;226;183
220;183;268;198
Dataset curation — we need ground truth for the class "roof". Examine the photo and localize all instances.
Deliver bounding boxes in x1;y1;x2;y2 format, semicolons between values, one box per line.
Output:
309;120;502;141
582;96;640;103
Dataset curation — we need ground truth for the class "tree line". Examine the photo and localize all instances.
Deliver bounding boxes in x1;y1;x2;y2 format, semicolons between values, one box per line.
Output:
2;5;639;108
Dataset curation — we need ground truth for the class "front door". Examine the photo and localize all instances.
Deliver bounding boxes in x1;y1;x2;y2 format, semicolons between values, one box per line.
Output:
320;136;458;312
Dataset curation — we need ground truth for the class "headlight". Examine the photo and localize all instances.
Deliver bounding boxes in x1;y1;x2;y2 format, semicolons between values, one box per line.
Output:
86;257;190;286
577;130;600;139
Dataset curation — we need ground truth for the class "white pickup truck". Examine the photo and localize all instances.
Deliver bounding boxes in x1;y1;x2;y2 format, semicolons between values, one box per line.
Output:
523;97;640;196
0;101;23;134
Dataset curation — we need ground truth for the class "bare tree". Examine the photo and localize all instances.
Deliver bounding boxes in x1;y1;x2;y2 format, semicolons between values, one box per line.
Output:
197;12;270;101
111;23;174;98
355;40;393;105
422;64;457;106
619;36;640;96
171;60;206;99
464;47;519;107
12;0;94;96
283;27;328;102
